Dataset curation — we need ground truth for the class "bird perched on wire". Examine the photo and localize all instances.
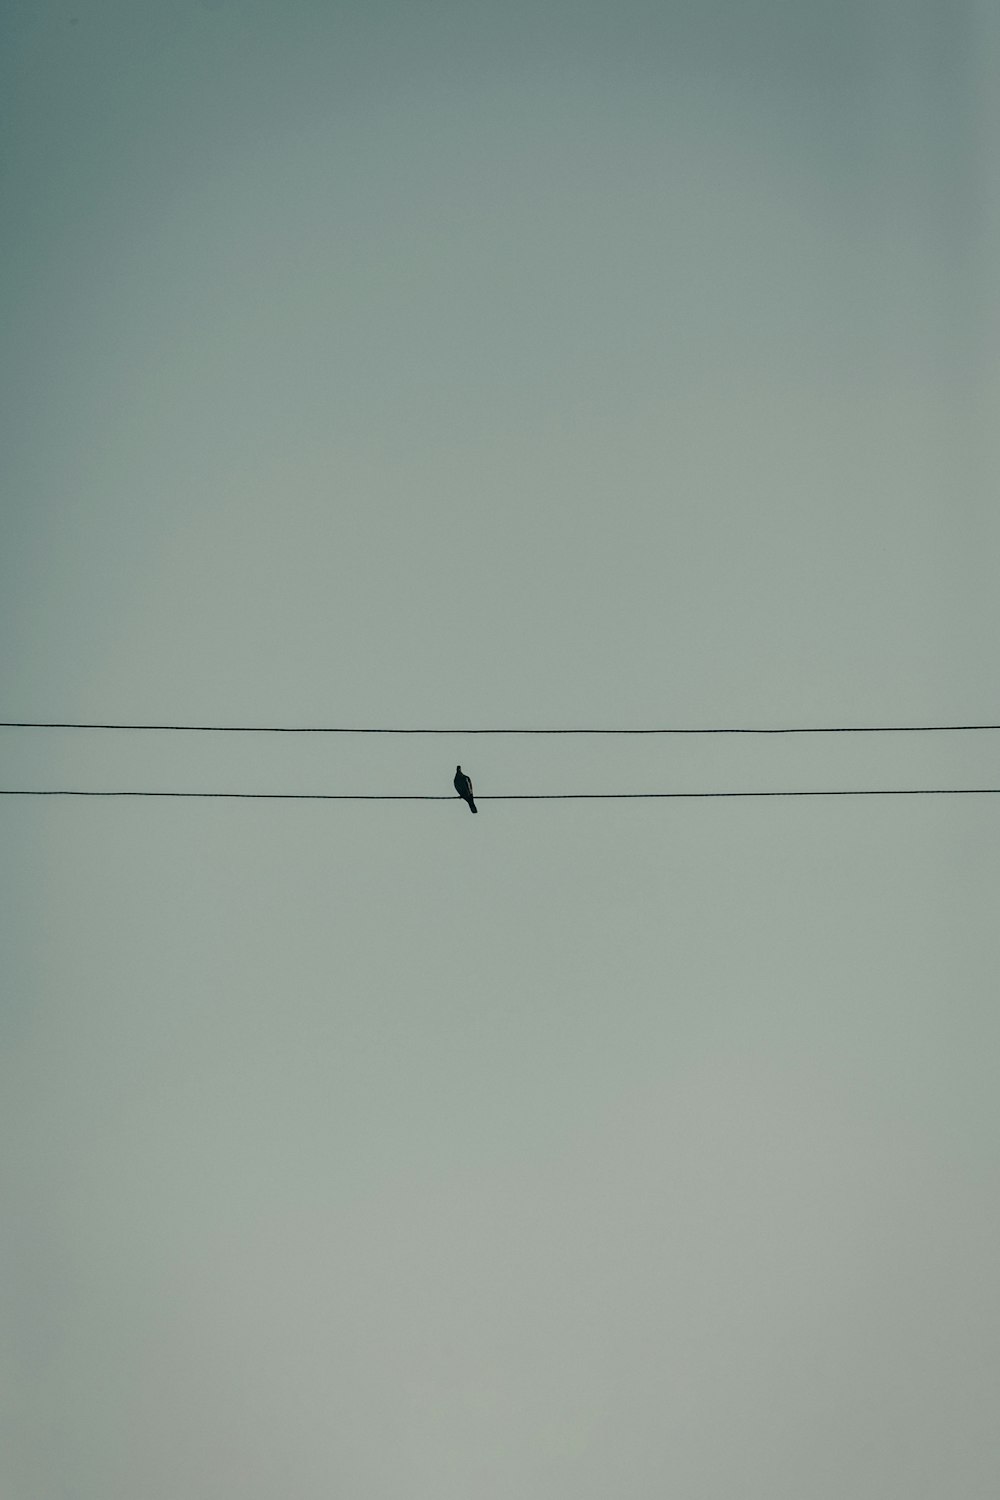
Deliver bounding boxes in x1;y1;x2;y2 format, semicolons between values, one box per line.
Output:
454;765;477;813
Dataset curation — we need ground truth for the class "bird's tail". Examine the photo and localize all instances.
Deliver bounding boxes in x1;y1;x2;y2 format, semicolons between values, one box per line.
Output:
469;800;478;814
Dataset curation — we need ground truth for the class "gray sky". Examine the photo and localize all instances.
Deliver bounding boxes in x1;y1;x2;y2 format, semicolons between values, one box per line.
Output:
3;2;999;1496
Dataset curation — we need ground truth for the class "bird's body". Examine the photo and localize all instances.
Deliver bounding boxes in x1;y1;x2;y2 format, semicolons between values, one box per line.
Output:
454;765;477;813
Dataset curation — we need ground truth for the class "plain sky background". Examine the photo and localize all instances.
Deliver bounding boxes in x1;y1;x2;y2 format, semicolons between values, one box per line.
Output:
2;2;999;1496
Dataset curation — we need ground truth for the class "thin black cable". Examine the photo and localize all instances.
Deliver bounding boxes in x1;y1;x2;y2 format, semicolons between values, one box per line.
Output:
2;789;999;800
1;721;999;736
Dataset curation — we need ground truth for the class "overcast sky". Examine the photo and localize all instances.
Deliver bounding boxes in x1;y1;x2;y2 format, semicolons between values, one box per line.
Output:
2;2;999;1496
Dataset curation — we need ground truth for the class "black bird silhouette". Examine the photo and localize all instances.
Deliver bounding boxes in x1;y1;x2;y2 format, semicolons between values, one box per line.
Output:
454;765;477;813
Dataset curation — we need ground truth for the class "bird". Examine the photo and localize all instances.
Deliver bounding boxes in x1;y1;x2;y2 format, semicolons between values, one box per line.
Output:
454;765;477;813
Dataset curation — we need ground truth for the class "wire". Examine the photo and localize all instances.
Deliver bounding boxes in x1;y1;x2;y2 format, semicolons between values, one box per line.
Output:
2;788;999;803
1;721;999;735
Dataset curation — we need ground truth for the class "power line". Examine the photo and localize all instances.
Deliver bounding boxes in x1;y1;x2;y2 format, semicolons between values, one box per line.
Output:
1;721;999;736
2;788;998;801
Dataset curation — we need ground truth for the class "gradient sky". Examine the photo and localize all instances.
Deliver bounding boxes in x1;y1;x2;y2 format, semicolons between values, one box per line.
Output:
2;3;999;1497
